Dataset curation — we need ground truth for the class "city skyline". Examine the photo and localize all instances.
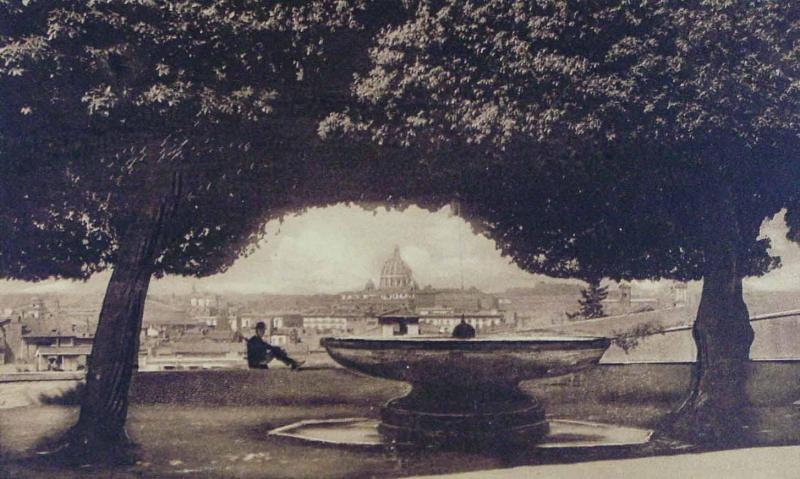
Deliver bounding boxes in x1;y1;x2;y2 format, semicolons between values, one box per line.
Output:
1;204;798;296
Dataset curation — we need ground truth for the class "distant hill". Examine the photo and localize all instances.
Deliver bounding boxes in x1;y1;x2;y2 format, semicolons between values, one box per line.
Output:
247;293;340;312
142;299;193;326
501;283;583;297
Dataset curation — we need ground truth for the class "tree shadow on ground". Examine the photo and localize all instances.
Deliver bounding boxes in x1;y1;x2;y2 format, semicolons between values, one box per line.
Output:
38;383;85;406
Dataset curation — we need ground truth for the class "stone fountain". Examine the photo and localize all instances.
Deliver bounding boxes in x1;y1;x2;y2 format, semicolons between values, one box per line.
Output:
318;335;612;448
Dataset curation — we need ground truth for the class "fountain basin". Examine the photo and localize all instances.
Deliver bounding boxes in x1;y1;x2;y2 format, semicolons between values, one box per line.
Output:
321;336;611;447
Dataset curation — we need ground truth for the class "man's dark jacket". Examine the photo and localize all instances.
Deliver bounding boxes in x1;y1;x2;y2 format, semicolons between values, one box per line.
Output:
247;335;275;369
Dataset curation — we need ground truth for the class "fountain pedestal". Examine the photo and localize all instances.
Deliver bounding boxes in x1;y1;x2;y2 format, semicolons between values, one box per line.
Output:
379;388;548;448
322;336;610;448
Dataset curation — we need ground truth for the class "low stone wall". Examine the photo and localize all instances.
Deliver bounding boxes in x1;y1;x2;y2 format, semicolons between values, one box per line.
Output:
531;361;800;407
601;315;800;363
0;371;84;383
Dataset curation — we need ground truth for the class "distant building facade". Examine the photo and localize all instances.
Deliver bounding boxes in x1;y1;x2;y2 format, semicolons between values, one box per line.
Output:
21;323;94;371
378;310;420;337
0;297;98;371
602;283;661;316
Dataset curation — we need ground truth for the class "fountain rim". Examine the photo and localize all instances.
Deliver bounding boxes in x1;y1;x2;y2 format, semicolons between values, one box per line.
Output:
321;335;610;351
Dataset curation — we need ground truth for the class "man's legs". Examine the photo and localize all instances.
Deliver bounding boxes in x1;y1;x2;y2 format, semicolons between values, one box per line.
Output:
271;347;303;369
249;352;273;369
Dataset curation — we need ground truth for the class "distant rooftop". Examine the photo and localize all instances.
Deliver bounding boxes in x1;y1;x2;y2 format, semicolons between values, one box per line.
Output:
378;309;419;319
23;320;94;339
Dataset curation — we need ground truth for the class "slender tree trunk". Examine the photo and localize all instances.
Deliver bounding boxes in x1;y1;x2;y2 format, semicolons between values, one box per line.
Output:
61;172;181;464
658;188;754;446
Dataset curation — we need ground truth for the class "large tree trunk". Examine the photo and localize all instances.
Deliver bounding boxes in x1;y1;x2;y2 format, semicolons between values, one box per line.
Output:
59;173;181;464
658;189;754;447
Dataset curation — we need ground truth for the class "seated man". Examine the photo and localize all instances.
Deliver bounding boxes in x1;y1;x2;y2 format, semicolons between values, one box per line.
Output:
247;321;304;370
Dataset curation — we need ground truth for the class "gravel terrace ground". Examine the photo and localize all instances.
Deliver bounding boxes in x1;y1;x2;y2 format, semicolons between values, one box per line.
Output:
1;367;800;478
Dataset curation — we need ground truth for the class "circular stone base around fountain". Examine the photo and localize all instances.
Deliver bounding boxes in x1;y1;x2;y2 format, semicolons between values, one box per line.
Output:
269;418;652;451
378;395;549;448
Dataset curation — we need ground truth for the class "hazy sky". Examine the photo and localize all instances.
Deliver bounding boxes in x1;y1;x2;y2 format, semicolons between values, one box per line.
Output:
1;205;798;295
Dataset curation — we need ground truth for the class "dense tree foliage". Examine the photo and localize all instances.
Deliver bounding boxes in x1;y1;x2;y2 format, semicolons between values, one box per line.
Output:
325;0;800;444
325;0;798;281
1;0;380;280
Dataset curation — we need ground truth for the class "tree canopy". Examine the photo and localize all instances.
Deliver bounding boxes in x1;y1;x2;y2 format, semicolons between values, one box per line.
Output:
324;0;800;282
0;0;417;283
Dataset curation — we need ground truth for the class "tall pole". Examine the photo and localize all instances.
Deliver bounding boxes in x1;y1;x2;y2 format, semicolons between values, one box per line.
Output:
457;200;464;292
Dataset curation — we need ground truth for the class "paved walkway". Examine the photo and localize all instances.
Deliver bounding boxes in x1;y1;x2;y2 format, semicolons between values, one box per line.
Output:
414;446;800;479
